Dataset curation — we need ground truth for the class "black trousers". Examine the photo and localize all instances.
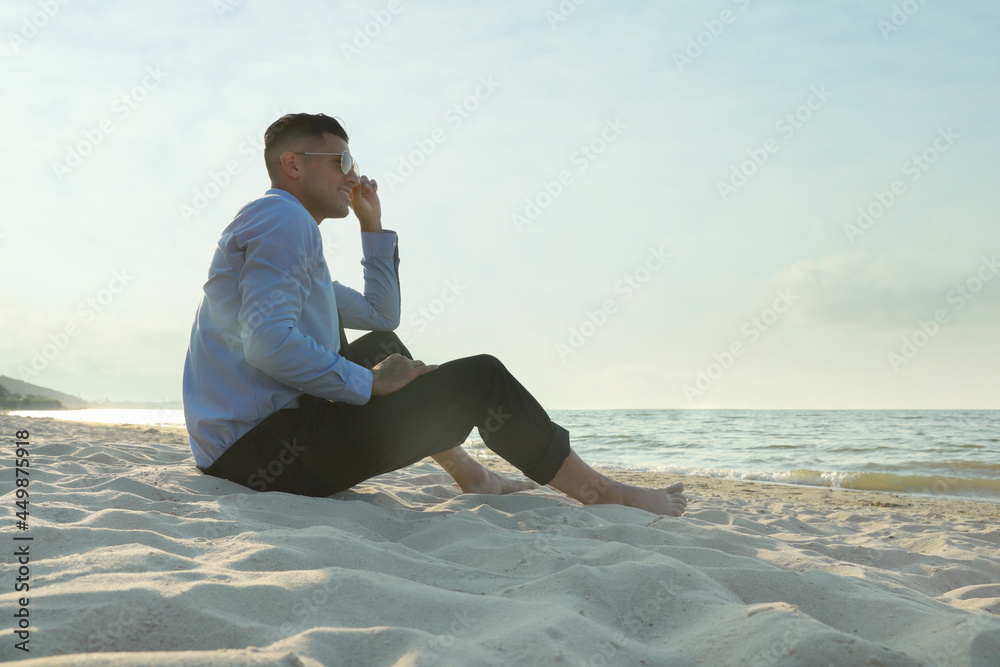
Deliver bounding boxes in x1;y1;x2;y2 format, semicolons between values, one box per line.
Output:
200;332;571;497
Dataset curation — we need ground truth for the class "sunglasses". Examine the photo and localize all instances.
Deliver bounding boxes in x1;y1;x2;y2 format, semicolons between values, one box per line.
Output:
294;148;358;175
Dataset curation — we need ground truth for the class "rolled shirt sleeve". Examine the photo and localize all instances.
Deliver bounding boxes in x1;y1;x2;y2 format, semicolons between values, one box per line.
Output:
334;229;400;331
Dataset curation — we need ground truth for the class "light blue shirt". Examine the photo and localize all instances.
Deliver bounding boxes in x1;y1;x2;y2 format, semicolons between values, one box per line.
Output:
182;188;400;469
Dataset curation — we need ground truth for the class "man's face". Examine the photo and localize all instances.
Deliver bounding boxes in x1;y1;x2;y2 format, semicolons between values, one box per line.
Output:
293;132;359;222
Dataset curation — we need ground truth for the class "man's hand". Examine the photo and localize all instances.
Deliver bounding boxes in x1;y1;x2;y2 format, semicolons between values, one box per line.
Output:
350;174;382;232
370;353;438;397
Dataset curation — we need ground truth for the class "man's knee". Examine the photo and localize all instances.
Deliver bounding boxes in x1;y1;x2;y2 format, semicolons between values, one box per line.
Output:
466;354;513;385
473;352;500;364
468;353;505;372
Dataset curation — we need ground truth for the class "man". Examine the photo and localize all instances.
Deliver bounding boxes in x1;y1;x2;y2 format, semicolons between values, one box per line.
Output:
183;112;687;516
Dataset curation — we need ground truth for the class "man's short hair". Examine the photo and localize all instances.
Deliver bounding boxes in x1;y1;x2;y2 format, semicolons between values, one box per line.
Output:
263;113;349;180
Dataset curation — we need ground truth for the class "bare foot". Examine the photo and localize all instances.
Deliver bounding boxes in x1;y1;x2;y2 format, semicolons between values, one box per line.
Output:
458;467;540;495
431;446;538;495
547;450;688;516
616;481;687;516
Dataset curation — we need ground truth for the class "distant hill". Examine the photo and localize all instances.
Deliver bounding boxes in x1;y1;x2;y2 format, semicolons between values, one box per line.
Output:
0;376;87;409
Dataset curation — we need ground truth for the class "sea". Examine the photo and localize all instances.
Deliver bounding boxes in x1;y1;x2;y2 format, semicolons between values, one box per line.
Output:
10;408;1000;504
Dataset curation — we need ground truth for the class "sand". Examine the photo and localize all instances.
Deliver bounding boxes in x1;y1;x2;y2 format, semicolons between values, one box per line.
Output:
1;414;998;666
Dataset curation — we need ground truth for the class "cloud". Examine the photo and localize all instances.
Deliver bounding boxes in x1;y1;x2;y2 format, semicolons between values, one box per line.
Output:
774;251;1000;329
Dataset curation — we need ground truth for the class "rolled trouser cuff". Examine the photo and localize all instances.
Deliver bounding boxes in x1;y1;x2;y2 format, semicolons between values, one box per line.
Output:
521;422;571;485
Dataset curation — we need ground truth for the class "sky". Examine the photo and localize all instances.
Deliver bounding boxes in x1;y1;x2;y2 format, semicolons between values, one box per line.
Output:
0;0;997;409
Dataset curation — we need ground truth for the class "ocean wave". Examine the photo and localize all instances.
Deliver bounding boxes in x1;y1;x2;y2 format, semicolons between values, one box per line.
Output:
882;460;1000;475
827;471;1000;498
674;467;1000;501
602;462;1000;502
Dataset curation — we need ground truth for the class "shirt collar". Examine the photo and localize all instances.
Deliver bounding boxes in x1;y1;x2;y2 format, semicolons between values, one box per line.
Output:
265;187;305;208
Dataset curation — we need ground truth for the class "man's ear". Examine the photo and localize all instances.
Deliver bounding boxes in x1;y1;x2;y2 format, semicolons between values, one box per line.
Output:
278;151;300;179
